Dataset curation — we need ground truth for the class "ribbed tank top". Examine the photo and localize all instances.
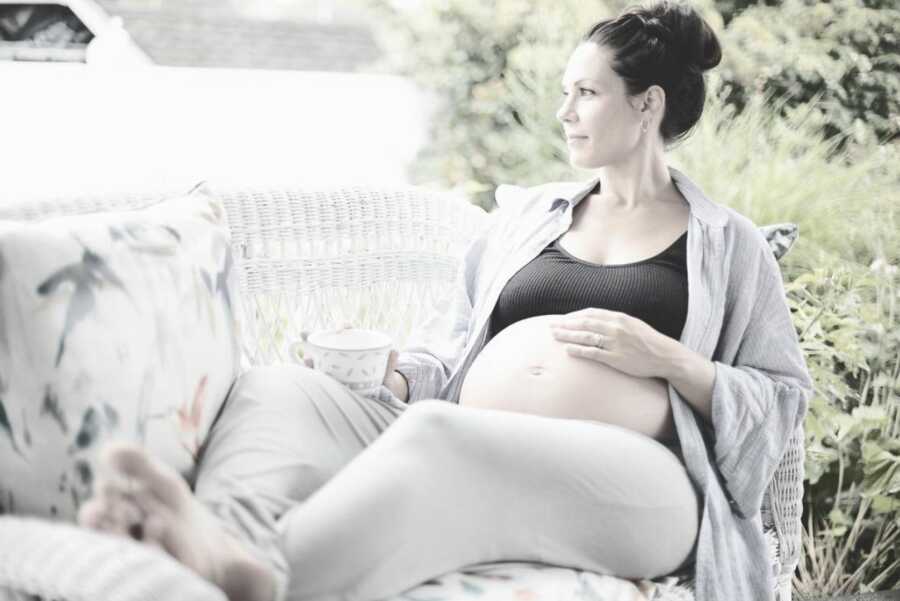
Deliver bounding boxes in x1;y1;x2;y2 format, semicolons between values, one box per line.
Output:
484;229;690;461
486;230;689;343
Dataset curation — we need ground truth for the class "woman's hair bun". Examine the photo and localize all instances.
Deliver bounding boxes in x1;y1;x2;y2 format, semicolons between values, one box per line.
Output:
579;1;722;145
643;1;722;72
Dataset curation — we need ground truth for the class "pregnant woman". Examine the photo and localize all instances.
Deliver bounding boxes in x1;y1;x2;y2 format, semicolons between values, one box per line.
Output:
77;2;813;601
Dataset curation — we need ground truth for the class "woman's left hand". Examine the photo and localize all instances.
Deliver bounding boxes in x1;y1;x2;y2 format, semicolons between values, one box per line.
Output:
548;308;675;379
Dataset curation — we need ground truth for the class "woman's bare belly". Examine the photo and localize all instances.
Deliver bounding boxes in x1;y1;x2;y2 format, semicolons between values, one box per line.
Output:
458;315;677;443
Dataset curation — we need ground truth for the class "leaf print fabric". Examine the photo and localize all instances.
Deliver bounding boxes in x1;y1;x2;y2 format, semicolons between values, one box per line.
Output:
41;386;68;434
383;561;692;601
0;184;244;519
37;247;128;367
177;374;208;459
0;398;22;457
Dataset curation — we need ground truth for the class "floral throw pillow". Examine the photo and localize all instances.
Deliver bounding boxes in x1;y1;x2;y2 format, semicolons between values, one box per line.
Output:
0;184;244;520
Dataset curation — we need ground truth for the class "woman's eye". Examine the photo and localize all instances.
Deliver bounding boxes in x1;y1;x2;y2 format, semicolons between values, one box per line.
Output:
562;88;595;97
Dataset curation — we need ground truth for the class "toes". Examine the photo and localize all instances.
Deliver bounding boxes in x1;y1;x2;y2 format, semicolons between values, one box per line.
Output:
141;512;172;552
128;522;144;541
77;498;110;531
107;490;146;534
81;484;143;537
102;442;189;510
82;476;174;549
127;510;183;559
79;500;126;537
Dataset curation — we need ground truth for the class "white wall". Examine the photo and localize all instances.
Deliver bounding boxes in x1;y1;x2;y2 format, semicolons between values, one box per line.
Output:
0;63;433;204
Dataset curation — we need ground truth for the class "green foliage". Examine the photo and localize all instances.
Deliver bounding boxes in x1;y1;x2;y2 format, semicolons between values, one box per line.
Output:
718;0;900;150
789;262;900;594
711;0;900;22
670;84;899;274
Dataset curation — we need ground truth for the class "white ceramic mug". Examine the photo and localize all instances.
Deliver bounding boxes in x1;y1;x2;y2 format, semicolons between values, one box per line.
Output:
288;327;393;397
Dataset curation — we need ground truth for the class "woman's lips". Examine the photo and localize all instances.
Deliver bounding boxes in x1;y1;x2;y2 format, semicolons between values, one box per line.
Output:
567;136;588;144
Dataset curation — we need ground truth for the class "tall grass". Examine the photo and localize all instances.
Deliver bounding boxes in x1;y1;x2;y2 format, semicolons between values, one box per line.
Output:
672;77;899;278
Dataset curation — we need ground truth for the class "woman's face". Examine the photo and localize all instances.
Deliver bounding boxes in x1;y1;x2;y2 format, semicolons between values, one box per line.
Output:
556;42;647;169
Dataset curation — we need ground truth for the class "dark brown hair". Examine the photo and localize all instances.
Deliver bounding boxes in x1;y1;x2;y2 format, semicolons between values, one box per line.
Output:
581;0;722;146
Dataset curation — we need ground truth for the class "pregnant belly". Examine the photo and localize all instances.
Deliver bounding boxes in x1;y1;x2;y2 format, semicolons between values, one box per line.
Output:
458;315;677;443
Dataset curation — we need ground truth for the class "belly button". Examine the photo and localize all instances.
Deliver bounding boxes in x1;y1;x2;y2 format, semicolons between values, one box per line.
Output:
527;366;545;376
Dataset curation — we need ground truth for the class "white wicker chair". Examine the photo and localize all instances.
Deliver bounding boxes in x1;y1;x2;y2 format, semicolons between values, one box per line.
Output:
0;184;803;601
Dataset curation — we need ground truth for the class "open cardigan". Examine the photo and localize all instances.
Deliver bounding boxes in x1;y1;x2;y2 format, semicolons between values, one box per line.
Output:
393;165;814;601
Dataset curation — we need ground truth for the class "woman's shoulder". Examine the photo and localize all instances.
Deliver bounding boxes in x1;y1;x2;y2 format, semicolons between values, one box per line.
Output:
713;205;792;312
715;204;779;263
672;167;779;258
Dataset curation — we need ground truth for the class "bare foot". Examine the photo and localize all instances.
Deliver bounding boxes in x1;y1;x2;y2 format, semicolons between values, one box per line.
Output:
77;442;277;601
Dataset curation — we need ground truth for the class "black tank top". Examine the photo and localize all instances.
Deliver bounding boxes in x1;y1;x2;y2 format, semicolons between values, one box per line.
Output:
486;230;688;343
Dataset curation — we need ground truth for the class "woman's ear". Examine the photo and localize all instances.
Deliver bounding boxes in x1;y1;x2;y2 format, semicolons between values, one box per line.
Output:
644;85;666;115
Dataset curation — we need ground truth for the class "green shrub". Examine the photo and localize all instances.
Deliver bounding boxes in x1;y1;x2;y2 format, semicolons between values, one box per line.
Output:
670;85;899;275
789;262;900;594
717;0;900;152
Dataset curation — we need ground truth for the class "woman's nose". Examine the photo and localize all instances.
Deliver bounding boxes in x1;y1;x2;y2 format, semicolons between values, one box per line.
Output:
556;98;575;123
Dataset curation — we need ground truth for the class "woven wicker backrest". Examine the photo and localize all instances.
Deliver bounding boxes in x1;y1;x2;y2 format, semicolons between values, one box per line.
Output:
212;185;488;364
0;184;804;593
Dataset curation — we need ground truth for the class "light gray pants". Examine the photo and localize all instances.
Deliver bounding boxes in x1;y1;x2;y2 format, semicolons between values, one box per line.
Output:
192;364;700;601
